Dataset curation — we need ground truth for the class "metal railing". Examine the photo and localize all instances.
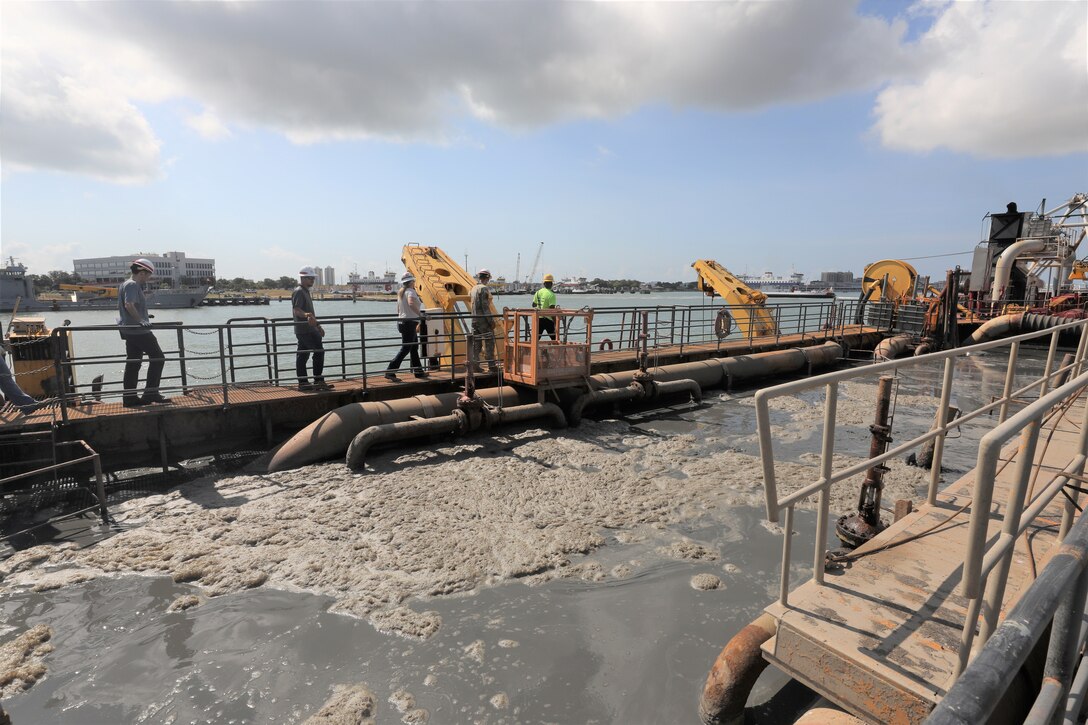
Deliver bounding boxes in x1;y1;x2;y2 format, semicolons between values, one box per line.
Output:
26;298;880;420
926;484;1088;724
0;434;108;534
755;317;1088;669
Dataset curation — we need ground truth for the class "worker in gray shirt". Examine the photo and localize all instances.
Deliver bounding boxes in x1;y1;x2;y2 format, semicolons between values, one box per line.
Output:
292;267;331;391
117;258;168;407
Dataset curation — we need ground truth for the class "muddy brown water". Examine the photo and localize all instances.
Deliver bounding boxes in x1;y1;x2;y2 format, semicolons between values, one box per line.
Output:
0;347;1053;723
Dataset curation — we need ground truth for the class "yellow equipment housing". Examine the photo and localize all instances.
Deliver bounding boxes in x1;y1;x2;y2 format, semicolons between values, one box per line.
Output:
1069;261;1088;281
400;245;503;372
6;316;76;398
862;260;918;303
691;259;778;338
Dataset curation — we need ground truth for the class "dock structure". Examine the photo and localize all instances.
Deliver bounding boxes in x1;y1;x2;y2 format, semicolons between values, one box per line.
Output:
1;300;884;475
726;318;1088;724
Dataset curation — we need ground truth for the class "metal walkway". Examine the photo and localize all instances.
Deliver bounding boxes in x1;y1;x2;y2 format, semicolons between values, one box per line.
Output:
752;319;1088;723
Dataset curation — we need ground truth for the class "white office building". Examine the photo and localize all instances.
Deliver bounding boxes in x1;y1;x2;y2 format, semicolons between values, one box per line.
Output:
324;266;335;287
73;252;216;287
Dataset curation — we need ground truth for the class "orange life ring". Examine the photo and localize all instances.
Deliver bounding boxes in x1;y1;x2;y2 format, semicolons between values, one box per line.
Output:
598;338;614;351
714;308;733;339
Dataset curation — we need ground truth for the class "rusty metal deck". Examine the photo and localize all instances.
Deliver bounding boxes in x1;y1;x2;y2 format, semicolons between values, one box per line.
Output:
760;400;1079;723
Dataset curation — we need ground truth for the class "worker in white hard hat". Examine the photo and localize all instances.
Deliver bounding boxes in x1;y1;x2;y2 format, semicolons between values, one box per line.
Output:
292;266;331;392
384;272;428;381
117;258;169;407
532;273;559;340
468;268;498;374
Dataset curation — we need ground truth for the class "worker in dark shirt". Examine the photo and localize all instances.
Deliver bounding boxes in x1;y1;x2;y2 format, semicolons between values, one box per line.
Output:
117;258;168;407
292;267;331;391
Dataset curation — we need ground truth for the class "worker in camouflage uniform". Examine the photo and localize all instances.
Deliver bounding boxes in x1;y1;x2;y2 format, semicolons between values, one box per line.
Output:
468;269;498;374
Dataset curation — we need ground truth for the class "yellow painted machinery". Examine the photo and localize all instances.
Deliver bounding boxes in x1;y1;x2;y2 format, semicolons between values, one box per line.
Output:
401;244;503;372
59;283;119;299
6;316;76;398
691;259;778;338
861;259;918;303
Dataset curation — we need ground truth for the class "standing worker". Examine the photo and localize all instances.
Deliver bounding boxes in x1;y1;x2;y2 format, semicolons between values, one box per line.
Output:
469;269;498;373
384;273;428;381
293;266;332;392
118;258;168;407
532;273;559;340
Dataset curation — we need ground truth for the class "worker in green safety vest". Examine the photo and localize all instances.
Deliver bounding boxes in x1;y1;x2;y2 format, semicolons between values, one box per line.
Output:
532;273;558;340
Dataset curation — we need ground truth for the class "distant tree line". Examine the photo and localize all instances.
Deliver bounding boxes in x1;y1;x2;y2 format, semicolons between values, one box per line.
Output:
214;277;299;292
589;278;698;291
30;271;86;293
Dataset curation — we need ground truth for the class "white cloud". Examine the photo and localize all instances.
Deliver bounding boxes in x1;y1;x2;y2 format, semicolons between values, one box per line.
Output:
873;1;1088;158
185;109;232;141
1;0;1083;184
1;240;83;274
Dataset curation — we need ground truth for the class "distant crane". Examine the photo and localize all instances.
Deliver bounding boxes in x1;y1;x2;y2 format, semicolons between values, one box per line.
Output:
525;241;544;286
514;253;521;291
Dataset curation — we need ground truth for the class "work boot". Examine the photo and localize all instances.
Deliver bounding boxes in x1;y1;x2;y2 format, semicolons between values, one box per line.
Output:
313;380;334;391
142;393;170;404
123;396;147;408
298;382;315;392
384;372;400;382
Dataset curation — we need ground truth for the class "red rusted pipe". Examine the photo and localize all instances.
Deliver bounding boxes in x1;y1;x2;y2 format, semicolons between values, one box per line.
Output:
699;612;777;725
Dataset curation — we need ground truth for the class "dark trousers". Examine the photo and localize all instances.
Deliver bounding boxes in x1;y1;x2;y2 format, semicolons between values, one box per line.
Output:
296;330;325;383
538;317;556;340
123;333;165;398
388;320;422;373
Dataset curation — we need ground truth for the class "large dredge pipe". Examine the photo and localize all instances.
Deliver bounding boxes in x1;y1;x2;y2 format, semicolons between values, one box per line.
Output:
589;343;842;393
963;312;1070;346
571;344;841;425
990;239;1047;300
346;410;468;471
699;613;778;725
345;402;567;471
873;333;913;360
267;386;520;472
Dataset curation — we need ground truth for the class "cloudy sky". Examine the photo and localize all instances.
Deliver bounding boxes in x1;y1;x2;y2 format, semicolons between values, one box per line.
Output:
1;0;1086;284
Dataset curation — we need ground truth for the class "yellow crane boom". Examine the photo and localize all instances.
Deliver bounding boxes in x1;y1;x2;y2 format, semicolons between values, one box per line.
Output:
59;283;118;298
691;259;778;337
401;244;503;371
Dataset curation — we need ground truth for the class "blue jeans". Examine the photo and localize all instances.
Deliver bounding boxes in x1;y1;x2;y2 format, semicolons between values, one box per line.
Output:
0;354;39;410
387;320;422;373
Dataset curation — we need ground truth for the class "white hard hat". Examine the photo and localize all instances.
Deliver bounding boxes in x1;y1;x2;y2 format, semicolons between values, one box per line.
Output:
478;268;491;278
299;266;316;277
401;273;415;284
133;258;156;274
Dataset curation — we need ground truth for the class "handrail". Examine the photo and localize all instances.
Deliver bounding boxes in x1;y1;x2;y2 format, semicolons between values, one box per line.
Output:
754;315;1088;691
28;299;868;416
926;503;1088;724
0;439;108;527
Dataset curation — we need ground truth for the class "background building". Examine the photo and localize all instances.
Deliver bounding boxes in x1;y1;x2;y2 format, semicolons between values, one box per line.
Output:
311;265;324;285
73;252;215;287
820;271;856;285
324;266;335;287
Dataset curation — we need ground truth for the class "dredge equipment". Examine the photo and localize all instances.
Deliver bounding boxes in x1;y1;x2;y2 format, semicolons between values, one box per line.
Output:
858;193;1088;352
691;260;778;338
400;244;504;373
